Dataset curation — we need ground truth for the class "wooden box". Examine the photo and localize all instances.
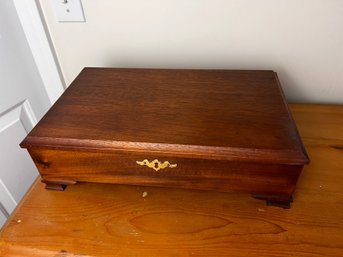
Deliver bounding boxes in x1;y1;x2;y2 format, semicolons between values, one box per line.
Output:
20;68;309;208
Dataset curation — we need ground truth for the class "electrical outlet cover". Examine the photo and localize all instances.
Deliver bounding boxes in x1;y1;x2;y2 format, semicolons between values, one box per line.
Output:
52;0;85;22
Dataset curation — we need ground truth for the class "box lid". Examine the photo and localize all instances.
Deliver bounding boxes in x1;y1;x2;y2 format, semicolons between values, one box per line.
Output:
21;68;309;165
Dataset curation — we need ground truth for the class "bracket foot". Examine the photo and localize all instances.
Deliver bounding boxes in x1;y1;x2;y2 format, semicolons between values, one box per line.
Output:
251;193;293;209
41;179;76;191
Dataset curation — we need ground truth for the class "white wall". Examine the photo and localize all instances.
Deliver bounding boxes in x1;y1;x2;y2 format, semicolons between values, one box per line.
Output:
39;0;343;103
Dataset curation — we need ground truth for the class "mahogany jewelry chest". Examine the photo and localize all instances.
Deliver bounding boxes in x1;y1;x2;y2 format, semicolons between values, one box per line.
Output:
20;68;309;208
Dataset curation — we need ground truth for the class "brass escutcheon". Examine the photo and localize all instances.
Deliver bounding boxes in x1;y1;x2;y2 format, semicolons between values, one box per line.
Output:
136;159;177;171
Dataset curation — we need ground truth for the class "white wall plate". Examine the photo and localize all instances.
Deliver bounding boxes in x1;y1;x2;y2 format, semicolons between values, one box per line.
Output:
52;0;85;22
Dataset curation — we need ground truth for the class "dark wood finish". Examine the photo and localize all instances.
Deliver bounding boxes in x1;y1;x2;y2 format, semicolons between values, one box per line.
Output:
41;179;76;191
1;104;342;257
20;68;309;207
28;148;302;196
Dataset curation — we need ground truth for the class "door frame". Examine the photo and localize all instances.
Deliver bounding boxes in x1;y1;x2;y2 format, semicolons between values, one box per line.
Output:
12;0;65;104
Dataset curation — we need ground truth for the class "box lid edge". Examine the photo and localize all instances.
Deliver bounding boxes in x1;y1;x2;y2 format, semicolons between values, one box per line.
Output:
21;135;309;165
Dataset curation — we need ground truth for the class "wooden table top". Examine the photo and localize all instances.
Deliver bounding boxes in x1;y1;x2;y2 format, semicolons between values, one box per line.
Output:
1;104;342;257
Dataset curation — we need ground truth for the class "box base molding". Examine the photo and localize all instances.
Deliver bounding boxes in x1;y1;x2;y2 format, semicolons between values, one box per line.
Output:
41;178;293;209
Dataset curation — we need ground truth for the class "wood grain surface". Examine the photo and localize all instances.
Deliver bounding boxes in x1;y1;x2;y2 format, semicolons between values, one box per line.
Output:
1;104;342;257
28;147;302;196
20;68;308;205
21;68;308;164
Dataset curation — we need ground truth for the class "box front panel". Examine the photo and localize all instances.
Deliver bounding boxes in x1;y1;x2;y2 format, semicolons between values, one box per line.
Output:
28;148;302;196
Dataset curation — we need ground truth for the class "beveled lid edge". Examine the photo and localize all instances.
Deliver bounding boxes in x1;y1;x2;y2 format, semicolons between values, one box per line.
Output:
20;136;309;165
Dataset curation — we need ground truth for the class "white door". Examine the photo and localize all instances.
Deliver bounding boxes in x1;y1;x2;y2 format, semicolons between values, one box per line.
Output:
0;1;53;227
